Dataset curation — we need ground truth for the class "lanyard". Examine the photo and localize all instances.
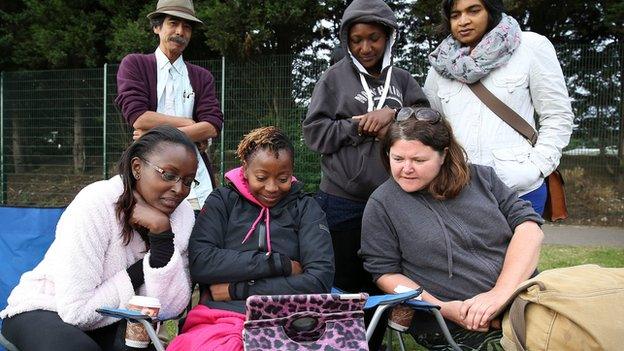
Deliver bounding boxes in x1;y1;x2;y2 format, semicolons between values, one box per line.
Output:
359;66;393;112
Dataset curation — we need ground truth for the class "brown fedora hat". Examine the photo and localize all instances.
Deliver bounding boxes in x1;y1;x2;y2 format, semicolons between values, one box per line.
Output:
147;0;203;25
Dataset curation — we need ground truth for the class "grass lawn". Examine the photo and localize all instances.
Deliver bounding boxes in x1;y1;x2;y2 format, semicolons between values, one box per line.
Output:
538;244;624;270
388;244;624;350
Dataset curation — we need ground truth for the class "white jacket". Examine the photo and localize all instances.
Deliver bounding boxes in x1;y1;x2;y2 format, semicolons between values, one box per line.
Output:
0;176;194;330
424;32;573;195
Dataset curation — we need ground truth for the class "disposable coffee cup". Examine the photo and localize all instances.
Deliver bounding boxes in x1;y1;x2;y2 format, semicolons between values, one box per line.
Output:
387;304;414;332
125;296;161;348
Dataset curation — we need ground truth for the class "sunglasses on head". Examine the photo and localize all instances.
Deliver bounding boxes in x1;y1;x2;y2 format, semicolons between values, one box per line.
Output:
395;107;442;123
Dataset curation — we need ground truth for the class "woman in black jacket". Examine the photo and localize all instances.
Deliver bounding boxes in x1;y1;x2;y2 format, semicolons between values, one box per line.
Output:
168;127;334;349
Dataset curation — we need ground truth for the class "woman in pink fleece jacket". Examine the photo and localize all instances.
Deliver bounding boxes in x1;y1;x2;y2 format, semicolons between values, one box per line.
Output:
168;126;334;351
1;126;198;351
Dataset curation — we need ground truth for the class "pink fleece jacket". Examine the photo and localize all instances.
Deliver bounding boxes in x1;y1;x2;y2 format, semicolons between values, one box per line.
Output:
166;305;245;351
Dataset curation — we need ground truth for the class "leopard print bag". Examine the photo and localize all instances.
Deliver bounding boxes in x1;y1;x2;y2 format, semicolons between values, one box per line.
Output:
243;293;369;350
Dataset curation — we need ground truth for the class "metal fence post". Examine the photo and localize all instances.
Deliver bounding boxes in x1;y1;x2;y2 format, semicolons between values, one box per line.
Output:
619;41;623;170
220;55;225;184
103;63;108;180
0;71;4;204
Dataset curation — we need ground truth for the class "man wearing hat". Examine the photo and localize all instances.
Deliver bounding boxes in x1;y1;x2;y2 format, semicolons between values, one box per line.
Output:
116;0;223;212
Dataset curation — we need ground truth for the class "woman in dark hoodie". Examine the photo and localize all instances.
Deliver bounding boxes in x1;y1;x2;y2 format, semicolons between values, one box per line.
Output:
168;127;334;350
360;109;543;350
303;0;428;298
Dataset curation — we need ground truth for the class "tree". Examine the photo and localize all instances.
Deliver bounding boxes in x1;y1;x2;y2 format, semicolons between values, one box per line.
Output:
197;0;341;57
193;0;348;184
506;0;622;169
505;0;621;45
0;0;221;178
396;0;443;81
1;1;108;174
2;1;117;176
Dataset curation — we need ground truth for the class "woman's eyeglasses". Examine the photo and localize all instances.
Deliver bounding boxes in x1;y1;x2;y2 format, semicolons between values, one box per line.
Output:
141;159;199;188
396;107;442;123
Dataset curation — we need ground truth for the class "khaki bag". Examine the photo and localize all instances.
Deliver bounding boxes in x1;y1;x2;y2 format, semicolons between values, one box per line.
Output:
500;264;624;351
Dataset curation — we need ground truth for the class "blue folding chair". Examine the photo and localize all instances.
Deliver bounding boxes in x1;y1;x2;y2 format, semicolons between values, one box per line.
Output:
95;289;463;351
0;206;65;351
333;287;460;351
385;298;461;351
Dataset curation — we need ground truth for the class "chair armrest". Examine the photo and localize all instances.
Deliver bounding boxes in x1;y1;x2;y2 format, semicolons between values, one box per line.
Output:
405;298;440;311
95;307;153;322
330;287;346;294
95;307;166;351
364;288;423;310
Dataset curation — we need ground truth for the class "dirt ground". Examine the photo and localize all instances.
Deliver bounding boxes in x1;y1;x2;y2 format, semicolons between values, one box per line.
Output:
561;167;624;227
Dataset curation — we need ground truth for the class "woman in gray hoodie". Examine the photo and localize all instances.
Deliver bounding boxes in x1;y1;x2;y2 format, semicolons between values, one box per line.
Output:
303;0;428;299
360;108;544;349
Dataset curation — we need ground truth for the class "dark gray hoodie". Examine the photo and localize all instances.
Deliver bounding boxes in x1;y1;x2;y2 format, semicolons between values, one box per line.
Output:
360;165;543;302
303;0;428;202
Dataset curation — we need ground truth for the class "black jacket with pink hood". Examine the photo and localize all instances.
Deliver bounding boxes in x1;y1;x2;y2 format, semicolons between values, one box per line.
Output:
189;167;335;312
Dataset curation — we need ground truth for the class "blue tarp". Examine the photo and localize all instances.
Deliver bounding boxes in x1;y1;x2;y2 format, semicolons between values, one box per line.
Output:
0;206;64;321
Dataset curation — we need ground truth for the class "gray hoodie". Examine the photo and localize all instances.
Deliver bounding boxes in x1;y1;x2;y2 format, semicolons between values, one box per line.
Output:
360;165;543;302
303;0;428;202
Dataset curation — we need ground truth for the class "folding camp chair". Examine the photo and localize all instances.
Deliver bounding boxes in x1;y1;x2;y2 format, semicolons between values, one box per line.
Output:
384;298;461;351
0;334;17;351
0;206;65;351
94;289;450;351
330;287;460;351
93;291;422;350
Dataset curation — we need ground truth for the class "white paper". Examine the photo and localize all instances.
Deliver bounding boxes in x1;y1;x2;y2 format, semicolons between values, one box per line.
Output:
394;284;423;300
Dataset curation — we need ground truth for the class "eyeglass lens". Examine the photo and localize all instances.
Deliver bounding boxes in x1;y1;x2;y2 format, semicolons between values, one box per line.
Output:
143;159;197;187
396;107;440;123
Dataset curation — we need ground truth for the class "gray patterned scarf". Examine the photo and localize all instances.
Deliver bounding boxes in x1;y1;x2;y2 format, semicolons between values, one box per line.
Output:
428;14;522;84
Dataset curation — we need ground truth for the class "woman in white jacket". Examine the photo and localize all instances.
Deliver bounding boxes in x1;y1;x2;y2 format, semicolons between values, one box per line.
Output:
1;126;197;351
424;0;574;214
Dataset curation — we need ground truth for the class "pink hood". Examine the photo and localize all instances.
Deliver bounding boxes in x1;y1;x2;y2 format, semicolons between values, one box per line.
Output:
224;167;296;255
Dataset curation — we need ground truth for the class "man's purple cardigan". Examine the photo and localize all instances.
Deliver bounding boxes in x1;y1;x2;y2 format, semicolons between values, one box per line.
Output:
115;53;223;131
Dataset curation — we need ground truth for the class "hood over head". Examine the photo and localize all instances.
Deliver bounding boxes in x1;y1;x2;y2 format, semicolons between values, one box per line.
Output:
339;0;398;75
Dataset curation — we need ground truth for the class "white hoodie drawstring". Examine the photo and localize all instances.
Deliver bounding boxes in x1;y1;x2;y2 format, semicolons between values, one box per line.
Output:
358;66;393;112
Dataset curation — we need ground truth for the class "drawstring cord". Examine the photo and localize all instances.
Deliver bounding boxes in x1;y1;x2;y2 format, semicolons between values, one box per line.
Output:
420;194;454;278
358;66;393;112
265;209;271;254
241;206;272;256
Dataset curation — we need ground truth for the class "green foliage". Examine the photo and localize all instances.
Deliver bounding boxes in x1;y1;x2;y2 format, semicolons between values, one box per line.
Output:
390;0;442;82
0;0;623;70
197;0;345;59
4;0;108;69
105;3;157;62
505;0;623;45
0;0;219;70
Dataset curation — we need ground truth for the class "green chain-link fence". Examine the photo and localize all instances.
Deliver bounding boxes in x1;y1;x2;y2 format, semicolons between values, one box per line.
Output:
1;44;622;210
